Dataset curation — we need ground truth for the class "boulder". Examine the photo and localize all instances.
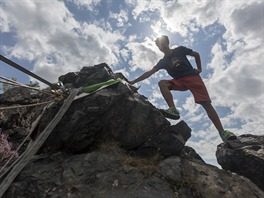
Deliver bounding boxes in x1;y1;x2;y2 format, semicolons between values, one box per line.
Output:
29;63;191;157
216;134;264;191
135;121;191;157
3;150;264;198
159;155;264;198
58;63;128;88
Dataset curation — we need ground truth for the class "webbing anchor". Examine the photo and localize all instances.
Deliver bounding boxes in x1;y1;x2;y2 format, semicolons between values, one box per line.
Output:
0;54;59;90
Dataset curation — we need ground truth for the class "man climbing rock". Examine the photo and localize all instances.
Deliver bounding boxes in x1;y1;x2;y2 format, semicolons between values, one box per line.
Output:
128;35;236;142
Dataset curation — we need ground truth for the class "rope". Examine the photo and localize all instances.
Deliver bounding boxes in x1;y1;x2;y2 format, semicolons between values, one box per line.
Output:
0;106;47;177
0;78;55;96
0;76;20;85
0;89;79;197
0;101;53;111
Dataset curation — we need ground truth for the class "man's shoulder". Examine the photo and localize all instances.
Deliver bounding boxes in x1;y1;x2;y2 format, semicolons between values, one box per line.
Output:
173;46;187;51
173;46;193;55
154;58;165;69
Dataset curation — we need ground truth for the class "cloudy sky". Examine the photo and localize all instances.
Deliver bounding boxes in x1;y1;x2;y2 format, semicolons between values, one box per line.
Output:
0;0;263;166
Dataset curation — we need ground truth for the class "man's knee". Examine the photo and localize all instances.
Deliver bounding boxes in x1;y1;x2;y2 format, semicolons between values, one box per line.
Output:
158;80;170;88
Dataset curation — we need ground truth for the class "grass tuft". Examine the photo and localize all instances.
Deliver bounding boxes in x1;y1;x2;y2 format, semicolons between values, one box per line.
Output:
119;154;161;176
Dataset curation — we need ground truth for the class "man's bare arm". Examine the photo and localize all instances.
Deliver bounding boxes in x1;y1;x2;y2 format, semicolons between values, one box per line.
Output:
129;67;159;84
190;51;202;73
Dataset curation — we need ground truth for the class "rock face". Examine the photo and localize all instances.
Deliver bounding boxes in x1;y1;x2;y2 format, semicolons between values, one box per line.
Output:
216;134;264;191
0;87;50;153
1;63;264;197
31;63;191;157
4;150;264;198
58;63;127;88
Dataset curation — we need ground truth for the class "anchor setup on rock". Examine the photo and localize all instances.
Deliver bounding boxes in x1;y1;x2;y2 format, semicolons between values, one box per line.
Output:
0;55;140;197
0;55;60;90
0;55;193;197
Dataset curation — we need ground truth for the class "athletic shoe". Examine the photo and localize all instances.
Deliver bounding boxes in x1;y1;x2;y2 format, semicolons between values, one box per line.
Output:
219;130;237;142
160;107;180;120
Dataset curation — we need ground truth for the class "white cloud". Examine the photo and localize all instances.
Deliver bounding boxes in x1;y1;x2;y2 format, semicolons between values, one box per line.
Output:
0;3;10;32
231;3;263;39
119;48;130;62
109;10;130;28
70;0;101;10
1;0;124;83
126;37;162;71
208;42;228;72
126;0;221;37
182;96;200;116
113;67;130;78
222;1;263;42
125;0;162;21
128;0;262;40
207;36;263;136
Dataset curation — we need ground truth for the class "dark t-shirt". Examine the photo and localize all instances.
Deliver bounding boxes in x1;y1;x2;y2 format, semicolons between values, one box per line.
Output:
154;46;198;79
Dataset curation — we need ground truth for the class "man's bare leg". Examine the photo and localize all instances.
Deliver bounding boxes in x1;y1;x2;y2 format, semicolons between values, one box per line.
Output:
158;80;175;108
200;101;224;132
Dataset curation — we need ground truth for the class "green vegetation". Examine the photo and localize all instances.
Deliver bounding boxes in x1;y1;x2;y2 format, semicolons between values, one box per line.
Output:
0;77;17;93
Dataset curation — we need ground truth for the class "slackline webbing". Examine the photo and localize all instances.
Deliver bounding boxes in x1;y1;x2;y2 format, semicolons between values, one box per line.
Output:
0;101;53;111
0;78;54;96
74;78;121;100
0;106;47;177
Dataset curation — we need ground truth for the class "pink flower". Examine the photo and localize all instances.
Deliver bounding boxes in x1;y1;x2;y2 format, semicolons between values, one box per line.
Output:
0;131;18;161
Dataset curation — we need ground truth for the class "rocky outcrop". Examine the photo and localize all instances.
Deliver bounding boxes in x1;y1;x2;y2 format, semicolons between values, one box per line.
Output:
1;63;264;197
29;63;191;157
58;63;128;88
216;134;264;191
4;150;264;198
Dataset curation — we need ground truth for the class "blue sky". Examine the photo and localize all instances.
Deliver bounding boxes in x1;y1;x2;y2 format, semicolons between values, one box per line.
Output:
0;0;263;166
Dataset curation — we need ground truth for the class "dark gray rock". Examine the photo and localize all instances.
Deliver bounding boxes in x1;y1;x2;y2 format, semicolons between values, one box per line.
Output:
136;121;191;157
4;151;264;198
180;146;205;163
34;83;191;157
31;64;191;157
3;151;175;198
0;87;33;105
0;87;49;153
0;86;50;105
159;155;264;198
216;134;264;191
58;63;128;88
2;63;264;198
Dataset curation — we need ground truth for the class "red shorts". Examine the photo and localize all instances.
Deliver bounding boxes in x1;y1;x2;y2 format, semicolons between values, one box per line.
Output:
168;75;211;104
